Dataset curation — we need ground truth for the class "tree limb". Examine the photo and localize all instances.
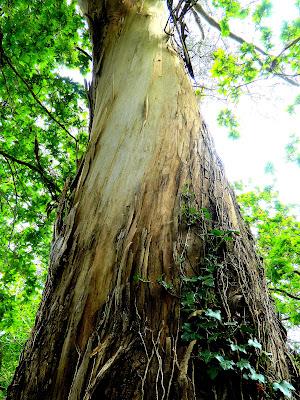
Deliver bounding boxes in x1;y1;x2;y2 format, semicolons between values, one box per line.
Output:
193;3;268;57
191;8;205;40
0;148;60;201
2;54;78;143
75;46;92;61
193;3;299;87
275;36;300;60
270;287;300;301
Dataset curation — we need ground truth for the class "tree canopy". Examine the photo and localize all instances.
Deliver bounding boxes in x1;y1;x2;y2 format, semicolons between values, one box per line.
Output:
0;0;299;397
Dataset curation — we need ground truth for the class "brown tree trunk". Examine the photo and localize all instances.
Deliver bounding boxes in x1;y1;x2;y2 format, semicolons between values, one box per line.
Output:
7;1;293;399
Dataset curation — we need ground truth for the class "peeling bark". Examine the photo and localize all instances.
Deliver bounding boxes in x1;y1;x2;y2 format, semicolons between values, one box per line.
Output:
7;1;293;399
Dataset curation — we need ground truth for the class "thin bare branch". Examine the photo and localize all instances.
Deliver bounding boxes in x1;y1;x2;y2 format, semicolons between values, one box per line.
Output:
275;36;300;60
193;2;299;87
193;3;268;57
270;287;300;301
76;46;92;61
191;8;205;40
0;148;60;200
3;54;78;143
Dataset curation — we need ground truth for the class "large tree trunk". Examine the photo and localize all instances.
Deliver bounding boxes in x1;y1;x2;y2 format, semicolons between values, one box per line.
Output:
7;1;293;399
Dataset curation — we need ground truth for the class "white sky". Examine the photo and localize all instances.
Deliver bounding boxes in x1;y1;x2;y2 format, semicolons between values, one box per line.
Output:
203;83;300;205
202;0;300;207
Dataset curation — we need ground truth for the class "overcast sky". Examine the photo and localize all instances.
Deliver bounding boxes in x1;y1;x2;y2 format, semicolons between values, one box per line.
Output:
202;0;300;208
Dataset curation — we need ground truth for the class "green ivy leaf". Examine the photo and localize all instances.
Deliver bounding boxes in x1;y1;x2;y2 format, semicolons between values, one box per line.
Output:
247;369;265;383
230;343;247;353
205;309;222;321
247;338;262;350
236;359;252;370
215;355;235;370
210;229;224;236
272;380;295;398
201;275;215;287
199;350;217;364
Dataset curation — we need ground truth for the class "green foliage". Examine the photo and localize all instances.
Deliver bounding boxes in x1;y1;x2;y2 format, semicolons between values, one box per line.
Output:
287;94;300;115
260;26;273;50
212;0;248;19
264;161;275;174
0;299;39;397
252;0;272;24
179;187;296;397
0;0;90;394
217;109;240;139
285;133;300;166
248;338;262;350
0;0;298;395
181;185;212;225
207;0;299;118
157;276;174;291
236;186;300;325
273;380;295;398
219;18;230;37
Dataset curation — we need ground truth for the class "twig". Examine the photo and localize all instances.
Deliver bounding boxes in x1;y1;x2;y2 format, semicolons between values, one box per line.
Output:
274;36;300;62
0;148;60;200
76;46;92;61
193;3;299;87
193;3;268;57
191;8;204;40
270;287;300;301
3;53;78;143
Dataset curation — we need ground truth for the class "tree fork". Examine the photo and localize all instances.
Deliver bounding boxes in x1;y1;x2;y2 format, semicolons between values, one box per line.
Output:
7;1;293;399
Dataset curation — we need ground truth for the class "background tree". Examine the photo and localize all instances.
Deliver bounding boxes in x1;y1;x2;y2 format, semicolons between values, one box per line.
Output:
0;0;299;399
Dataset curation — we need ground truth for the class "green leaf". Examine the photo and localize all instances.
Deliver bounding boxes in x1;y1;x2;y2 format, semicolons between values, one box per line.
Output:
272;380;295;398
215;355;235;370
199;350;217;364
207;365;220;380
230;343;247;353
181;292;196;308
220;18;230;36
182;276;199;283
247;369;265;383
247;338;262;350
201;275;215;287
201;208;212;220
210;229;224;236
236;359;252;370
205;309;222;322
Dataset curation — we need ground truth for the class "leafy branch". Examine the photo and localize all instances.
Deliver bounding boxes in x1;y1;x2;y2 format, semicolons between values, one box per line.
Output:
0;30;78;144
75;46;92;61
0;148;60;201
269;288;300;301
3;55;78;143
193;2;299;87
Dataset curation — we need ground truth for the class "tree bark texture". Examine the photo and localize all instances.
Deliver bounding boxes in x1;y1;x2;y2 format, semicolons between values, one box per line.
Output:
7;1;293;399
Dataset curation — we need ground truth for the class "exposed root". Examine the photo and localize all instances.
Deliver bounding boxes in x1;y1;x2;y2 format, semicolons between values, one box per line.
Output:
83;338;134;400
178;339;197;400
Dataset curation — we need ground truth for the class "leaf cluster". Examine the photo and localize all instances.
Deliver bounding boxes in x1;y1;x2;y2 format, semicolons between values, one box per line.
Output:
0;2;90;395
237;186;300;325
